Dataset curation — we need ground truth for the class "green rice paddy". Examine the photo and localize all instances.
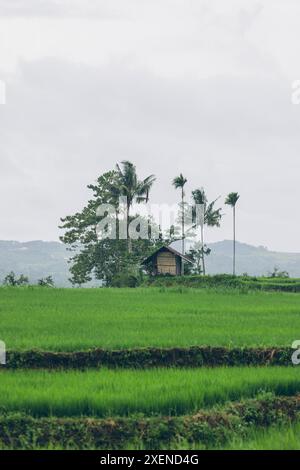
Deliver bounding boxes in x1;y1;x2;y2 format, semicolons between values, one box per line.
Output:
0;287;299;351
0;367;299;417
1;286;300;450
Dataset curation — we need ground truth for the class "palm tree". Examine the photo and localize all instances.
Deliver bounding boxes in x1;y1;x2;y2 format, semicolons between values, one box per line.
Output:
172;173;187;274
225;192;240;275
116;161;156;252
192;188;222;275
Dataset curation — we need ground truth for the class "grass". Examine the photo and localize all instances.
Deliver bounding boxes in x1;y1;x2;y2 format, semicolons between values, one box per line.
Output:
145;275;300;292
223;422;300;450
125;423;300;449
129;422;300;450
0;287;300;351
0;395;298;450
1;286;300;450
0;367;300;417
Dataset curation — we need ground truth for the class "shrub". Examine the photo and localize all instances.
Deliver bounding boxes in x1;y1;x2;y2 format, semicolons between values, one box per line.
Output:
110;273;139;288
37;276;54;287
3;272;29;287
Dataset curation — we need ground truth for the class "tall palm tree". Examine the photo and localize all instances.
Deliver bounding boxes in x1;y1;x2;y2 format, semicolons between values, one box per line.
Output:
172;173;187;274
225;192;240;275
116;161;156;252
192;188;222;275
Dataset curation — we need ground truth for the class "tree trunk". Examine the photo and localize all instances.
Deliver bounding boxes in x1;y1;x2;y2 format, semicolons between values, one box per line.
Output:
116;206;120;241
181;187;185;275
127;203;132;253
233;205;236;276
201;224;206;276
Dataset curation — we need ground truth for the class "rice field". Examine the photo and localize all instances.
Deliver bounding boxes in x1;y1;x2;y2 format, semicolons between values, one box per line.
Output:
0;367;299;417
1;285;300;450
0;287;300;350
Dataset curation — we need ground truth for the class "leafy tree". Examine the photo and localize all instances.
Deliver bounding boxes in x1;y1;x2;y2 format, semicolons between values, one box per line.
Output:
60;171;119;248
172;173;187;274
3;272;29;286
191;188;222;275
268;266;289;278
188;242;211;274
17;274;29;286
3;272;18;286
225;192;240;275
60;164;159;286
38;276;54;287
110;272;140;288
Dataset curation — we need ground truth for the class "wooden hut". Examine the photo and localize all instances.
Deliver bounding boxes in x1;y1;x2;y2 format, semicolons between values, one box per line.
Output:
142;245;193;276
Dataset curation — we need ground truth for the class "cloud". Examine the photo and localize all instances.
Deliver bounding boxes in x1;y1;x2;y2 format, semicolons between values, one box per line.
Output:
0;1;300;251
0;58;300;250
0;0;118;18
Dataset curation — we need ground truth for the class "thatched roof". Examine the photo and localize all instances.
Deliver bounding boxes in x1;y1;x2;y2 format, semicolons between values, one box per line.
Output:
142;245;193;265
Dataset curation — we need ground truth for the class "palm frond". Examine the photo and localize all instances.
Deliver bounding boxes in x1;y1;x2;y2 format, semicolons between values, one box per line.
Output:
225;192;240;207
116;160;156;206
172;173;187;189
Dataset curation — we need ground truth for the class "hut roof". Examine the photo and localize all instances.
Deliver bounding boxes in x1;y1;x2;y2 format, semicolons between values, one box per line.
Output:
142;245;193;265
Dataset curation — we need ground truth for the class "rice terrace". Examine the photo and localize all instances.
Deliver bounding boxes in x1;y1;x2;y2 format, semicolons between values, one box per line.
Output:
1;279;300;450
1;159;300;454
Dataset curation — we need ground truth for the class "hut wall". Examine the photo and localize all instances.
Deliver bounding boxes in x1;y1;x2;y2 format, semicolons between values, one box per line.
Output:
176;256;182;275
156;251;177;275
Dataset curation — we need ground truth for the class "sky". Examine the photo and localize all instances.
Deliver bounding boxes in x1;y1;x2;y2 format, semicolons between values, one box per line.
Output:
0;0;300;252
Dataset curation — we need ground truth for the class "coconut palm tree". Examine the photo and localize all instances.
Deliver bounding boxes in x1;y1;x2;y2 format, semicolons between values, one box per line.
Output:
225;192;240;275
116;161;156;252
192;188;222;275
172;174;187;274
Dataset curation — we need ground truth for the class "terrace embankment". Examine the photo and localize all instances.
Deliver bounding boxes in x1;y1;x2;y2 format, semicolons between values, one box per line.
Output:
0;395;299;449
4;346;294;368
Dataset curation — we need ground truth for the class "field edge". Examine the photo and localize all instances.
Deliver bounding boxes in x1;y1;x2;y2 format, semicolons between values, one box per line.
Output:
0;394;299;450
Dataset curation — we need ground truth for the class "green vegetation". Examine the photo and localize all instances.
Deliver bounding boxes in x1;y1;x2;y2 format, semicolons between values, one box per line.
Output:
225;192;240;276
0;367;299;417
223;422;300;450
172;173;188;273
1;287;300;351
58;160;235;285
0;395;298;450
190;188;222;275
59;164;163;286
5;345;293;369
145;273;300;292
1;285;300;449
3;271;29;286
1;149;298;453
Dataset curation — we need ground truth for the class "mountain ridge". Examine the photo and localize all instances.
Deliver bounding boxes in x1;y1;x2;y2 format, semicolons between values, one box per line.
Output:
0;239;300;286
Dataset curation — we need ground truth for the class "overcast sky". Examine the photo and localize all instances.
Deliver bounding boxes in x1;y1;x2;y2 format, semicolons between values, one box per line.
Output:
0;0;300;251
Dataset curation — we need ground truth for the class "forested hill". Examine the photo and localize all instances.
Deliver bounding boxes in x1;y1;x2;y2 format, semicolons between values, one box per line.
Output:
0;241;72;287
1;240;300;287
206;240;300;277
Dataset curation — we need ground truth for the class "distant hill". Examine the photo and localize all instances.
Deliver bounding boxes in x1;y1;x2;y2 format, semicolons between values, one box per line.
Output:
206;240;300;277
0;240;300;287
172;240;300;278
0;240;72;287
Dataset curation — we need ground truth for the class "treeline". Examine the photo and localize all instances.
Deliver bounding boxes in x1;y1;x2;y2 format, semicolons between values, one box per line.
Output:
2;272;54;287
59;160;240;286
144;274;300;292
